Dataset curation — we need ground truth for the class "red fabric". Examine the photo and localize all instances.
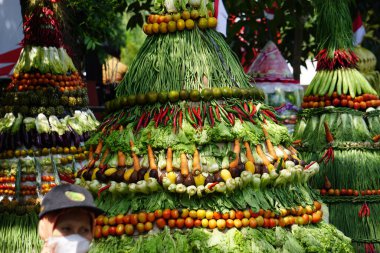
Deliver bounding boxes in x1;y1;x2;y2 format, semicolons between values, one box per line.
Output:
352;11;363;32
0;64;16;76
214;0;219;18
0;47;22;64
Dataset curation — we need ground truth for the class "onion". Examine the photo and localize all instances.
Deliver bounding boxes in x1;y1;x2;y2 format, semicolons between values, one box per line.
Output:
189;0;201;7
165;0;177;13
187;185;197;196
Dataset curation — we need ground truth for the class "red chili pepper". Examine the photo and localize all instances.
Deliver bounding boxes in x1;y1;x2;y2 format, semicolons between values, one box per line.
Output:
159;107;169;126
192;107;203;126
188;107;195;121
164;115;170;126
97;184;111;199
233;106;248;119
179;110;183;129
155;108;163;128
215;106;221;121
143;112;150;127
237;114;243;123
304;161;316;170
244;102;249;113
228;113;235;125
262;110;278;122
209;106;215;127
249;103;257;116
173;111;178;132
208;182;218;190
135;112;146;132
202;104;207;122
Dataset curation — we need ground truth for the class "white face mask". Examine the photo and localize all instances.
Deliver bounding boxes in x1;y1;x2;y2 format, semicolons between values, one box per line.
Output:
47;234;90;253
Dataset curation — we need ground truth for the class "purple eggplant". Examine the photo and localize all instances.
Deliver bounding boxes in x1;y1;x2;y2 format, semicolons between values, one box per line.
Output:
83;132;90;141
79;134;84;142
63;131;71;147
29;129;36;146
8;134;15;150
56;134;64;147
15;131;22;147
42;132;51;148
36;133;43;148
22;126;31;149
71;131;80;147
51;132;57;147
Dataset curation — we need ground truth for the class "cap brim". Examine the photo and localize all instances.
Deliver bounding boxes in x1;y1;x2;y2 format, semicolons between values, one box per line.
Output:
39;205;105;219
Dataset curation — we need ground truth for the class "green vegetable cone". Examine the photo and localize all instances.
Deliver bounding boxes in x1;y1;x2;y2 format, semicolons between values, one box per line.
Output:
294;0;380;251
0;1;99;252
76;1;351;252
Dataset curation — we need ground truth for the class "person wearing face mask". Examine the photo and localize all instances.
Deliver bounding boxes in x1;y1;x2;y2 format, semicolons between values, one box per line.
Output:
38;184;104;253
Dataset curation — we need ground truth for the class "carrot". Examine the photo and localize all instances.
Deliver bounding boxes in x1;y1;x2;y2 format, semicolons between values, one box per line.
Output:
94;139;104;158
129;140;141;171
373;134;380;143
180;152;189;176
288;145;298;155
243;141;255;163
292;139;302;145
262;126;278;160
192;149;201;174
229;139;241;168
88;145;94;161
323;122;334;143
256;144;271;166
98;148;110;172
99;148;110;166
117;126;126;168
166;147;173;172
147;144;157;170
277;145;289;160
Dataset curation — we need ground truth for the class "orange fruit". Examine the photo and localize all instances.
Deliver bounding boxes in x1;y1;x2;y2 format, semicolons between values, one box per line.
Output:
185;19;195;30
182;10;191;20
207;17;217;28
198;17;208;29
168;21;177;33
177;19;185;31
152;23;160;33
159;22;168;33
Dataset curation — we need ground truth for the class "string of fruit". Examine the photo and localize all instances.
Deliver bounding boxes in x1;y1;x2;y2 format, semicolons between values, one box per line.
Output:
0;146;88;160
105;87;263;112
7;71;85;93
94;203;323;238
143;11;217;35
302;92;380;110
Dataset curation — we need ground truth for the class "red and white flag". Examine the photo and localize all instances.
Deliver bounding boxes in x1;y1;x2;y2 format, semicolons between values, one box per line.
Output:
214;0;228;37
352;11;365;46
0;1;23;78
264;2;278;20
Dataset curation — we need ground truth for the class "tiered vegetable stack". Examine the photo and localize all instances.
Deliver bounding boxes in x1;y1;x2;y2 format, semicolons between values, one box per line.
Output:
0;2;98;252
294;0;380;251
75;0;353;252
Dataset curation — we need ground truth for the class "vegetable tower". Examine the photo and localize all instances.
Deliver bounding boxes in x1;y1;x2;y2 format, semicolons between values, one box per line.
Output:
0;1;98;251
77;0;352;252
294;0;380;251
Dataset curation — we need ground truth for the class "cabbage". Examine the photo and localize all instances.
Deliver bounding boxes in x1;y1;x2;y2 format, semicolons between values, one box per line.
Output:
36;114;50;134
0;113;16;132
